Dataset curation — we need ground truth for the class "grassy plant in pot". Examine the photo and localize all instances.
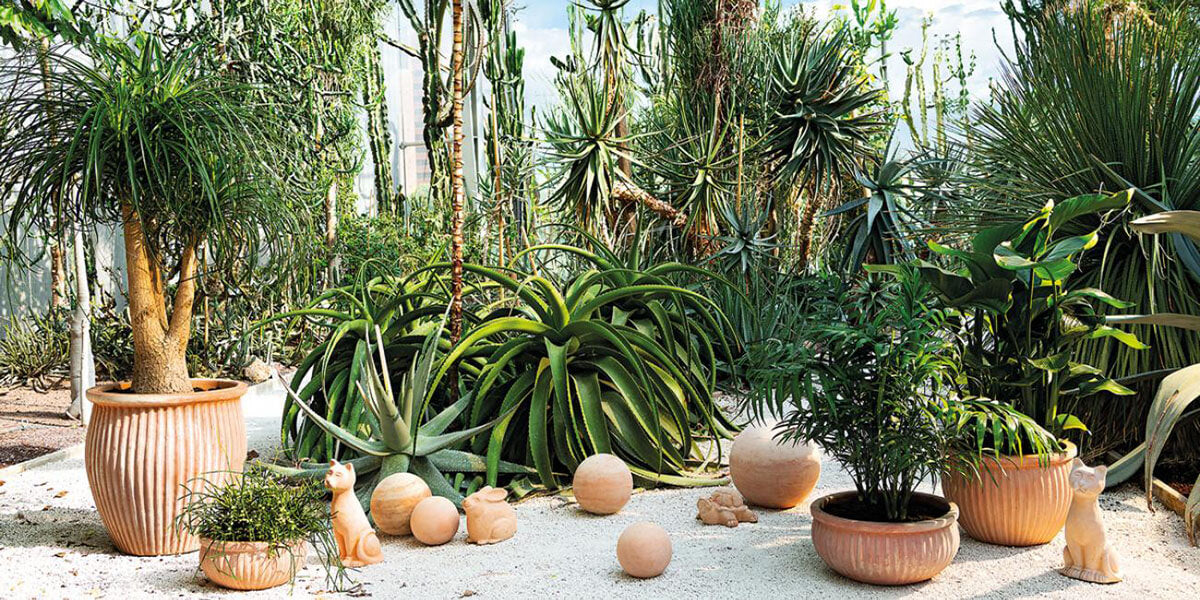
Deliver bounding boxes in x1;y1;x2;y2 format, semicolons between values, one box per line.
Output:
872;190;1145;546
746;274;1001;585
0;37;293;554
177;468;346;591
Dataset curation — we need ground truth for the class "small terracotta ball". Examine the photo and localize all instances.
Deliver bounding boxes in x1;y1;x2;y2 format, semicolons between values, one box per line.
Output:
573;453;633;515
410;496;460;546
370;473;431;535
617;522;672;579
729;425;821;509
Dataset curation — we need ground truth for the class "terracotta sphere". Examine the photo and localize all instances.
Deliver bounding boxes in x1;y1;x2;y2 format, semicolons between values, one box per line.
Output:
617;522;672;579
370;473;431;535
410;496;460;546
729;425;821;509
573;453;634;515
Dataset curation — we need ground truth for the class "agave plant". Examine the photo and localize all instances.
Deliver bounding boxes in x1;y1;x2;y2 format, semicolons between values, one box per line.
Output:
256;273;481;464
428;259;736;490
268;319;529;508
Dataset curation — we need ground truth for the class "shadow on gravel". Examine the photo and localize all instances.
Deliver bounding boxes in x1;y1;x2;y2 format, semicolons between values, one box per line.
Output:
0;506;114;553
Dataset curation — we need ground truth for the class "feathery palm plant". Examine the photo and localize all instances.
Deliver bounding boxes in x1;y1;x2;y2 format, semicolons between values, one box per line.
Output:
0;36;293;393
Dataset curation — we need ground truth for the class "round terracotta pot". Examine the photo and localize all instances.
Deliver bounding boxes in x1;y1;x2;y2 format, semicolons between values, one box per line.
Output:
729;426;821;509
573;453;633;515
85;379;248;556
810;491;960;586
941;442;1077;547
199;537;307;591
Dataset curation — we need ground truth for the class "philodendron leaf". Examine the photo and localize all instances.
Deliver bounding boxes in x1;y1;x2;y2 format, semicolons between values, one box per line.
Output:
1048;189;1131;230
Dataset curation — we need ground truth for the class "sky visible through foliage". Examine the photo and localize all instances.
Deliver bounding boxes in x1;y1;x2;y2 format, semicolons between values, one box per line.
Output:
513;0;1012;108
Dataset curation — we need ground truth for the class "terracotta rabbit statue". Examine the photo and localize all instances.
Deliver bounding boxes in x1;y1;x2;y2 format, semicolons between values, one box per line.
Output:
325;460;384;567
1060;459;1122;584
463;486;517;544
697;488;758;527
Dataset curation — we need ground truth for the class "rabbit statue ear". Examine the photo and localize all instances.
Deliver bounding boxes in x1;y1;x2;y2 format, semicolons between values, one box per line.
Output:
486;487;509;502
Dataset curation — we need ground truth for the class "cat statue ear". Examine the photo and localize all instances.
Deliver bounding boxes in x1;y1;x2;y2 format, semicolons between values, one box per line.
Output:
1071;457;1084;469
1060;461;1122;584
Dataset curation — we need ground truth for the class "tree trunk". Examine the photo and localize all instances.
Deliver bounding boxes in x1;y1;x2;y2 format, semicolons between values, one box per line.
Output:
122;203;194;394
38;39;68;312
449;0;466;345
66;222;95;422
325;178;341;278
794;182;824;272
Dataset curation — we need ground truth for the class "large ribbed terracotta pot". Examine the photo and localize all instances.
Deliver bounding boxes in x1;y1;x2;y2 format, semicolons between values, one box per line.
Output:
199;538;307;591
810;491;960;586
85;379;248;556
941;442;1076;547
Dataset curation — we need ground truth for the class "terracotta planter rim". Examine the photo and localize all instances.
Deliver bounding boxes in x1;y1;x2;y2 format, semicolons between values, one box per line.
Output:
87;379;248;407
810;491;959;535
977;440;1078;471
200;537;306;554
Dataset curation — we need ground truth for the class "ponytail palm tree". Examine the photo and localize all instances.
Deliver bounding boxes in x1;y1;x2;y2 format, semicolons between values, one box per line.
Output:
0;36;293;393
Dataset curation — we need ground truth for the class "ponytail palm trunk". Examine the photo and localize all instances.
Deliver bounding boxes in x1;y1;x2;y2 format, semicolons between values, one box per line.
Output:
122;203;197;393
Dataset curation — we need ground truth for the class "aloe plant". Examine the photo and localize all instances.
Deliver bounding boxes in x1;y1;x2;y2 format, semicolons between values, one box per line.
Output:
268;319;529;508
428;258;736;491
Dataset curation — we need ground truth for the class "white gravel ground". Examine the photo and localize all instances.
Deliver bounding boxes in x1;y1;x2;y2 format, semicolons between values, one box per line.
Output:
0;381;1197;599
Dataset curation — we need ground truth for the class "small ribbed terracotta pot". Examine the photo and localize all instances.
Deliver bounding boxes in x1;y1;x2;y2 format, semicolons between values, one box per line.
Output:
810;491;960;586
941;442;1077;547
199;538;307;591
85;379;248;556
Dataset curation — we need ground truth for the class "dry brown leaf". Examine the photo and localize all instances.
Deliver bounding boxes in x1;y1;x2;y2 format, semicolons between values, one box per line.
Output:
54;490;68;498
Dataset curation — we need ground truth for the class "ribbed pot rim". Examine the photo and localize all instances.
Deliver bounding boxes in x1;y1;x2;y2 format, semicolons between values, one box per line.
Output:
975;440;1078;472
87;379;248;407
200;537;307;554
810;491;959;535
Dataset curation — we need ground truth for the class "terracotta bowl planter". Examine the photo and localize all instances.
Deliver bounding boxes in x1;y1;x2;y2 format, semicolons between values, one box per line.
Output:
941;442;1076;546
199;538;307;591
810;491;960;586
729;425;821;509
85;379;248;556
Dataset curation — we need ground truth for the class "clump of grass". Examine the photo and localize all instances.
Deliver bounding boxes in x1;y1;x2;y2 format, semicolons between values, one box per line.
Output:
176;467;349;589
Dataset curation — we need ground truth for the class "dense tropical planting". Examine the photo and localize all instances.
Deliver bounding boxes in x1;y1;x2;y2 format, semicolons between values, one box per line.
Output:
3;2;1200;584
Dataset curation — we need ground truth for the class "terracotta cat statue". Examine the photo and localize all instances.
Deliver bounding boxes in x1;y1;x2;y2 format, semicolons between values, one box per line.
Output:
1060;458;1122;584
325;460;384;567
